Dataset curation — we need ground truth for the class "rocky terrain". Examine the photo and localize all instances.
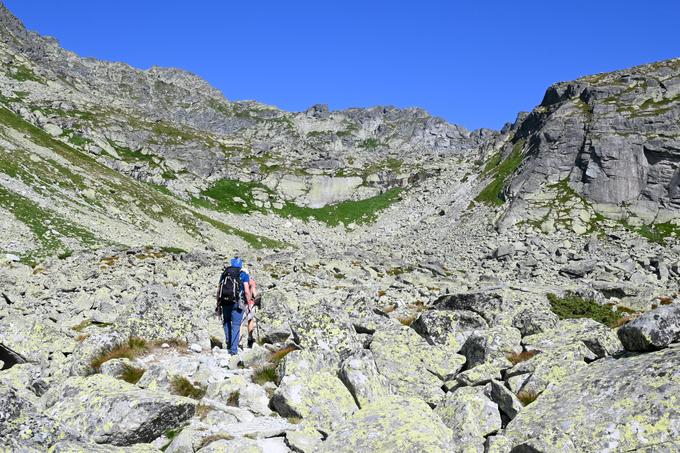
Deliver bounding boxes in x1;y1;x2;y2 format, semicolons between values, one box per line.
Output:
1;2;679;452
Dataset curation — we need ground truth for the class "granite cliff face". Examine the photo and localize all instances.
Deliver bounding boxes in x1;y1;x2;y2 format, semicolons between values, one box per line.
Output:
495;59;680;231
1;3;680;452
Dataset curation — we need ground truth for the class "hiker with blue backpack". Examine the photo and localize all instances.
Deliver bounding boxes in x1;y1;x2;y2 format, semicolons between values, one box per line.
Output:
216;257;253;355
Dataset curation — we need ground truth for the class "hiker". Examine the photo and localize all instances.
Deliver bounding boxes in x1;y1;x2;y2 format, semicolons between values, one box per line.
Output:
241;265;259;348
216;257;252;355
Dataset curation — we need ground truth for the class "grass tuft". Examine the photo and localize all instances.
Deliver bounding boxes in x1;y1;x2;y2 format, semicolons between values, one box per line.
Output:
270;345;297;364
657;296;673;306
196;434;234;450
120;363;145;384
397;314;418;326
170;376;206;400
90;337;149;373
517;390;540;406
226;391;240;407
252;365;278;385
506;350;540;366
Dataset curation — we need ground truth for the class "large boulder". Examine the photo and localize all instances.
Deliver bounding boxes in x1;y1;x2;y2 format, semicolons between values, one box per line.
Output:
559;259;598;278
289;306;362;367
255;288;294;343
511;307;558;336
435;386;502;451
484;379;523;422
69;331;128;376
460;325;522;369
504;345;680;451
43;374;196;446
432;291;517;325
113;284;200;342
318;396;453;453
618;304;680;351
271;369;357;433
370;326;463;406
0;316;74;367
0;384;82;451
523;318;623;358
339;349;389;408
411;309;488;351
505;343;594;395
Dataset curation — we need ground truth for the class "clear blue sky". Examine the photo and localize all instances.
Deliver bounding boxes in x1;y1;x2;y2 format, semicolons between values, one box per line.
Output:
5;1;680;130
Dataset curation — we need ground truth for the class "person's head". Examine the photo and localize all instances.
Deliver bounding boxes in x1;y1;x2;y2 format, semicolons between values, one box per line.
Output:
230;257;243;268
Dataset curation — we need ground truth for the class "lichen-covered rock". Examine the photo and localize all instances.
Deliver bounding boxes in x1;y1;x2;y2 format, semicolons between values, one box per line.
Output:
69;331;128;376
505;345;680;452
318;396;453;453
0;362;47;403
485;434;513;453
289;306;362;367
434;386;501;449
271;370;357;433
618;304;680;351
0;384;82;451
523;318;623;358
49;441;160;452
432;291;517;325
506;343;593;395
450;362;502;389
370;326;448;405
484;379;523;422
206;375;271;416
113;284;200;342
460;325;522;369
285;424;322;453
411;309;488;351
136;364;171;392
43;374;196;446
339;349;389;408
255;288;294;344
0;316;74;367
196;437;262;453
100;358;145;380
511;308;558;336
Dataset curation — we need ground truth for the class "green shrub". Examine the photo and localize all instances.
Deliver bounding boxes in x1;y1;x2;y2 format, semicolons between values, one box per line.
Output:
547;292;624;327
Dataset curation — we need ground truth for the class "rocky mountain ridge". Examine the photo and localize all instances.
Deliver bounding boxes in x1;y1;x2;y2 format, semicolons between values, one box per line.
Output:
1;2;679;452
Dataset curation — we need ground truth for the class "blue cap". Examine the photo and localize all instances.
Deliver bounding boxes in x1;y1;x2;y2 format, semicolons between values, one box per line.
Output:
230;257;243;268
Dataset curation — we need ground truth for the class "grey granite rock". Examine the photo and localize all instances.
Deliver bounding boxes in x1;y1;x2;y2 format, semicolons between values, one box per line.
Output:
618;304;680;351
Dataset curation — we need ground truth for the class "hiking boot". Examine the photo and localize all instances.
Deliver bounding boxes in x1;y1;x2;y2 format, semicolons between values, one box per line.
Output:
247;335;255;348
